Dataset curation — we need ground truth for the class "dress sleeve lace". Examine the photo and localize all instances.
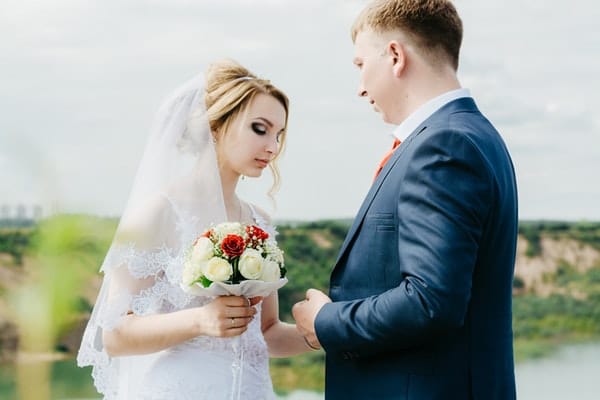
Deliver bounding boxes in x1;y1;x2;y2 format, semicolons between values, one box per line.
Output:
77;195;199;398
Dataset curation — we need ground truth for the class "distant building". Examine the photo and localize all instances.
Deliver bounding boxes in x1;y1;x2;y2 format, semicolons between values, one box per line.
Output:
0;204;43;228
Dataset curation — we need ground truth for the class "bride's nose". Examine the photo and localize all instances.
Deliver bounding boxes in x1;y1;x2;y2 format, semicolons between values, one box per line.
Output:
265;135;278;155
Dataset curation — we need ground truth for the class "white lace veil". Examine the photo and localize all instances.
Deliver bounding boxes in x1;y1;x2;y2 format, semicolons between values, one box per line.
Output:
77;71;228;399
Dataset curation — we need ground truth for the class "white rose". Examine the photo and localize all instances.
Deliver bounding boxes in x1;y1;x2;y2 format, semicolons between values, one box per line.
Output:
203;257;233;282
191;237;214;262
238;249;264;280
265;242;284;265
182;259;205;286
214;222;243;238
261;260;281;283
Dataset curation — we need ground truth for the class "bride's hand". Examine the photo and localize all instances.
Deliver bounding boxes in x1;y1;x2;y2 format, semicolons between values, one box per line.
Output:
195;296;262;337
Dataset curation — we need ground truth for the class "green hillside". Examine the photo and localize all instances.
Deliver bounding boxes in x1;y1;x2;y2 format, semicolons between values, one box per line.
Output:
1;216;600;392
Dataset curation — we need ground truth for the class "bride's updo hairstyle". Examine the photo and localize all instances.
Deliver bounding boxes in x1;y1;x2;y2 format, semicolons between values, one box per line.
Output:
204;59;289;197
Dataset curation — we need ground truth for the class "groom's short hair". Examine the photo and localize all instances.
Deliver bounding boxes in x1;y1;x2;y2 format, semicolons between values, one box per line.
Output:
351;0;463;70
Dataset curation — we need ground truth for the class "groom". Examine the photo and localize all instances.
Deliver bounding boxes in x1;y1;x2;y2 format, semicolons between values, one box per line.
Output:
293;1;518;399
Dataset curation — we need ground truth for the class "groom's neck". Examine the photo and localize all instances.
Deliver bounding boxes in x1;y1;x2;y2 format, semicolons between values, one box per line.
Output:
397;64;461;122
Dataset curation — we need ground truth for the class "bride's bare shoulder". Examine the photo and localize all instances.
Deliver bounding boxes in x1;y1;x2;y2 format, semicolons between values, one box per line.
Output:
114;195;176;245
247;203;272;227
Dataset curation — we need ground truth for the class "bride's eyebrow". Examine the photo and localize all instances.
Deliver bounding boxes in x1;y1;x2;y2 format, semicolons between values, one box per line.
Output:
253;117;274;128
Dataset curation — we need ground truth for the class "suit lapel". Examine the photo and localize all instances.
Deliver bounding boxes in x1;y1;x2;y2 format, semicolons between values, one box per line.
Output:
332;97;479;269
333;125;425;267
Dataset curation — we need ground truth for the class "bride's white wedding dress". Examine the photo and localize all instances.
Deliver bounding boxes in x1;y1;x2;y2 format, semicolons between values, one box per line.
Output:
77;71;280;400
78;199;276;400
137;301;274;400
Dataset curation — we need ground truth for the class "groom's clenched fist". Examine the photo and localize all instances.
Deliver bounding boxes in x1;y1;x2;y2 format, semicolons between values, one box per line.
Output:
292;289;331;351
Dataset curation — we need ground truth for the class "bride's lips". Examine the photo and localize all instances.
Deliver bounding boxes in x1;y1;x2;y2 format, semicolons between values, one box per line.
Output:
255;158;269;168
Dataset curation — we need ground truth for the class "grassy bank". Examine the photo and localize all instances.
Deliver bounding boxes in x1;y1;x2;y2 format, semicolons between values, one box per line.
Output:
1;217;600;393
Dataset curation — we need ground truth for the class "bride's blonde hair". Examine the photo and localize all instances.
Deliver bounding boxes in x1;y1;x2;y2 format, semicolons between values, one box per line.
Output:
205;59;289;198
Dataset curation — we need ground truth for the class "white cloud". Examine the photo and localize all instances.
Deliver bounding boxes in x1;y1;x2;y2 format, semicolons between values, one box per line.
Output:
1;0;599;220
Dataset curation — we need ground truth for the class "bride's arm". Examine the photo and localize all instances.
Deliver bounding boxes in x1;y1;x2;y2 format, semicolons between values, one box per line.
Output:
261;292;315;357
103;296;259;357
248;205;315;356
101;197;260;357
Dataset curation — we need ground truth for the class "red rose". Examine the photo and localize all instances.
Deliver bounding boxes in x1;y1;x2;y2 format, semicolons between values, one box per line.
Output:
221;234;246;258
246;225;269;243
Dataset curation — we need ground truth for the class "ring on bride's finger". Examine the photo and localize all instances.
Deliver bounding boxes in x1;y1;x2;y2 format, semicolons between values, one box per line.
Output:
246;298;251;307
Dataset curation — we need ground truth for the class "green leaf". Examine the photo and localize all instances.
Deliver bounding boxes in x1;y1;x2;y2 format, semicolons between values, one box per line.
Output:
200;276;213;288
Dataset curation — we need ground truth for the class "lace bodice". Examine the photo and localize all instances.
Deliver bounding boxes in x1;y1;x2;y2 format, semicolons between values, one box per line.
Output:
77;198;277;399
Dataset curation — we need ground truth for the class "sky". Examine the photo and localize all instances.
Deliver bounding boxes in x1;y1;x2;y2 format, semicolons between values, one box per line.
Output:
1;0;599;222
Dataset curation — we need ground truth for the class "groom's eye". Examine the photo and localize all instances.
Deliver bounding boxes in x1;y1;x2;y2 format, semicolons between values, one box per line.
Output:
252;122;267;135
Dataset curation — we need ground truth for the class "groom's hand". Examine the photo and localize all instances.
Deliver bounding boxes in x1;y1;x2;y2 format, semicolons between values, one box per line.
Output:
292;289;331;350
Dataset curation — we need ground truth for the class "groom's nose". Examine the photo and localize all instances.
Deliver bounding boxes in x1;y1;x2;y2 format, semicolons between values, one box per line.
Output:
358;88;367;97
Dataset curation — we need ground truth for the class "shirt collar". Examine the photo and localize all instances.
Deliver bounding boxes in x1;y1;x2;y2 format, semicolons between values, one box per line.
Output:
392;88;471;142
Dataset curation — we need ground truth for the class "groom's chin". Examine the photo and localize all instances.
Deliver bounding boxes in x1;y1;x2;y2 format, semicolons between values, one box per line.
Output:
380;112;402;125
380;113;395;125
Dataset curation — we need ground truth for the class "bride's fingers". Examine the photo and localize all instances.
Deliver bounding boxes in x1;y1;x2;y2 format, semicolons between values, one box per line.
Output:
227;306;257;319
224;325;249;337
248;296;263;306
237;307;258;317
225;305;256;319
224;295;262;307
209;316;251;337
212;298;255;315
219;295;251;306
225;316;253;330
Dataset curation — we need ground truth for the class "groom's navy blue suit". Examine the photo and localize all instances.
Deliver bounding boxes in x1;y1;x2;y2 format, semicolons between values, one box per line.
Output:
315;98;518;400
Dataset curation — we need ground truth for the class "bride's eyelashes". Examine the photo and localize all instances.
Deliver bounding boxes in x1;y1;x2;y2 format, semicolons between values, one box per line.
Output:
251;122;281;143
251;122;267;135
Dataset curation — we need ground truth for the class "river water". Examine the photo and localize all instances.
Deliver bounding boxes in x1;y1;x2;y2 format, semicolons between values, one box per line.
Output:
280;343;600;400
1;343;599;399
515;343;600;399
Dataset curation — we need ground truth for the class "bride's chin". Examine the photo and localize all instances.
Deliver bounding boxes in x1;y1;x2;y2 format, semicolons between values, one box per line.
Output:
240;171;261;179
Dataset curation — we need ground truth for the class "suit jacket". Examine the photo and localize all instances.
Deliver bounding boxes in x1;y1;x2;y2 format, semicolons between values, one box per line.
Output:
315;98;518;400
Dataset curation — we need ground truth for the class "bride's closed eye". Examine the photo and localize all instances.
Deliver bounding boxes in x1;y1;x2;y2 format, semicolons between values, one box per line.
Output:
251;122;267;135
252;122;282;143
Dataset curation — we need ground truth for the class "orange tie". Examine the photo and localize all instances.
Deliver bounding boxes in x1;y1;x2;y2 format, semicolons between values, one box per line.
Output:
373;138;401;181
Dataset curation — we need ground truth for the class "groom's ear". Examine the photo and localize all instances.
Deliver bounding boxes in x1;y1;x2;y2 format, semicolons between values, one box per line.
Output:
388;41;406;77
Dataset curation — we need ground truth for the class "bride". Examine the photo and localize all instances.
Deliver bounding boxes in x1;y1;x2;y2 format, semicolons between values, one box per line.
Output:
77;59;314;399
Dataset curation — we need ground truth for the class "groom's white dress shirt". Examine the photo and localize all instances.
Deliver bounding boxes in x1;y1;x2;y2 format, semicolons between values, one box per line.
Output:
391;88;472;142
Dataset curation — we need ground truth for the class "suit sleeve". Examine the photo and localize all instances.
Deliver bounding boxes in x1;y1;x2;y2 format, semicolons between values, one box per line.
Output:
315;129;493;359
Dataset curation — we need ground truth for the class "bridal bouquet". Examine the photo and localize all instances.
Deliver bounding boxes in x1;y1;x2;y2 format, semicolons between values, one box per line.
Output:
181;222;287;297
180;222;287;399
